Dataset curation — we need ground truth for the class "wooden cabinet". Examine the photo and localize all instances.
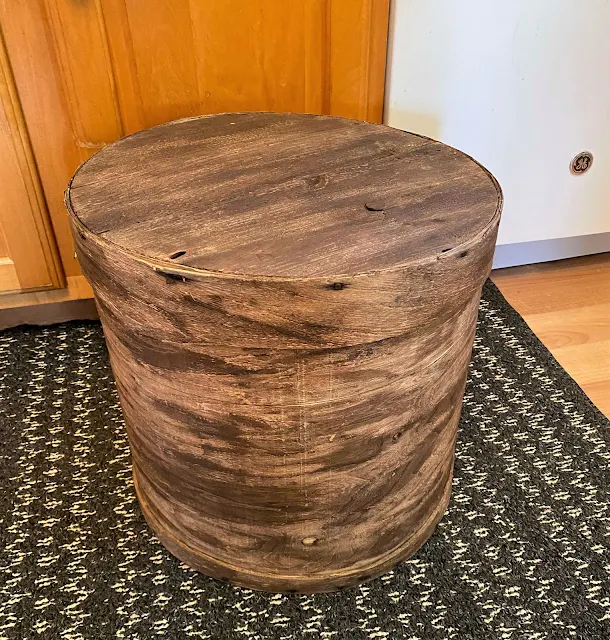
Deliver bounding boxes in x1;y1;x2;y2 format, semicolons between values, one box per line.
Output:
0;0;390;326
0;32;64;294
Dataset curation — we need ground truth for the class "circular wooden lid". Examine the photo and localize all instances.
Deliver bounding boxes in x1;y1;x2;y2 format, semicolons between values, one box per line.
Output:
67;113;502;278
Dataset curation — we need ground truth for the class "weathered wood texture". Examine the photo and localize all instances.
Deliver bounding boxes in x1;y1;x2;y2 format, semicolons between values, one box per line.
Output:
66;113;502;592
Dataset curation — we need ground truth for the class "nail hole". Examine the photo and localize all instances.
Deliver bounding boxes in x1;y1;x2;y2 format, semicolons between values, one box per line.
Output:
169;250;186;259
306;174;328;188
392;431;403;443
327;282;347;291
302;537;319;546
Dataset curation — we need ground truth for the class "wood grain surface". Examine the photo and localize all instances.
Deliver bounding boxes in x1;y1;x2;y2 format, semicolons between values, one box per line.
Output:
68;113;500;278
66;113;502;592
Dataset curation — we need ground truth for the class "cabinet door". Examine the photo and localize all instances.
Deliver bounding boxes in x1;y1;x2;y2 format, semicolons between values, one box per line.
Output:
0;0;390;282
0;31;63;294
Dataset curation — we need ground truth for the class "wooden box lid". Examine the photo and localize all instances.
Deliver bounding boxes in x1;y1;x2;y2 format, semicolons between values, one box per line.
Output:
66;113;502;280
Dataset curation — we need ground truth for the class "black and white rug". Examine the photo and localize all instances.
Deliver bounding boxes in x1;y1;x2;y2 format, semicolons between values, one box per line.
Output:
1;281;609;639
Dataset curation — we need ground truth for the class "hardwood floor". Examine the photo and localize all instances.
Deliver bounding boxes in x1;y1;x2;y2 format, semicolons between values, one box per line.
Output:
492;252;610;419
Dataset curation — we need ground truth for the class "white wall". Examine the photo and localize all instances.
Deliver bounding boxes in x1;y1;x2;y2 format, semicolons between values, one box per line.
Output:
385;0;610;261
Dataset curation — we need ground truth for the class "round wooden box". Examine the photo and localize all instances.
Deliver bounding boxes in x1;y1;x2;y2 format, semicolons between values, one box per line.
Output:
66;113;502;593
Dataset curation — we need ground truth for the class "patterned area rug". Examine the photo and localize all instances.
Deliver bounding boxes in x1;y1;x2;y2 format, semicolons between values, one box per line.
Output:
1;281;609;640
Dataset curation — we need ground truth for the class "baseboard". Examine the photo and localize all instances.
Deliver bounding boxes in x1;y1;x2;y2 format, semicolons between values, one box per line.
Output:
0;298;99;330
493;232;610;269
0;274;97;329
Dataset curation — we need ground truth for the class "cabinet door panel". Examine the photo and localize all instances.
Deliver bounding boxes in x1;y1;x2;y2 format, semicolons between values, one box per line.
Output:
0;30;63;293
